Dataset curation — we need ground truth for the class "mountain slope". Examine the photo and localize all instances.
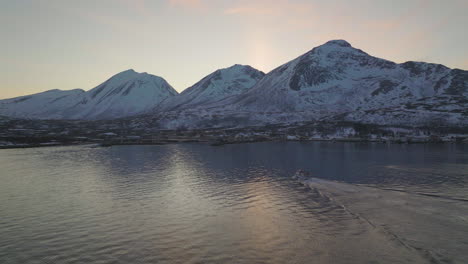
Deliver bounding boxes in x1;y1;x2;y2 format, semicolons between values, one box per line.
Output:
158;64;264;111
209;40;467;126
223;40;464;112
64;69;178;120
150;40;467;129
0;70;178;120
1;40;466;127
0;89;86;119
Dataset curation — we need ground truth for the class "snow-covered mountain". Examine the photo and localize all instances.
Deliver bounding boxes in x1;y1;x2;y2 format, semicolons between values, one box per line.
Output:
223;40;466;112
158;64;264;111
1;40;466;128
150;40;467;129
0;69;178;120
193;40;466;127
0;89;86;120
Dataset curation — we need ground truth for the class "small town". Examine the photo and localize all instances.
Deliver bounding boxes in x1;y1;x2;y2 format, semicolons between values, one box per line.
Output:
1;116;467;149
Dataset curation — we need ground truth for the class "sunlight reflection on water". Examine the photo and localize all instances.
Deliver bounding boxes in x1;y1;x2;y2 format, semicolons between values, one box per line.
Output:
0;142;466;263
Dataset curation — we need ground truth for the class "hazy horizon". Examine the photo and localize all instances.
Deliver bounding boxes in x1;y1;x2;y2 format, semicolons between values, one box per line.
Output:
1;0;467;99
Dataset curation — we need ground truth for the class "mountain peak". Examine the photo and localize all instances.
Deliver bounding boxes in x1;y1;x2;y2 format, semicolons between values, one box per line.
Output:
113;69;137;75
107;69;139;80
217;64;265;78
323;39;352;48
304;39;366;58
225;64;251;71
159;64;265;111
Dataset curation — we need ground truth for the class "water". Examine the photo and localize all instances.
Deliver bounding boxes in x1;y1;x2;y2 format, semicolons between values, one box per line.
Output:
0;142;467;263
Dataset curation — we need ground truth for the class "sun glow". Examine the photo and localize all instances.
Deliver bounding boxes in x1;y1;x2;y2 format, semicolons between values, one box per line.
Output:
0;0;466;98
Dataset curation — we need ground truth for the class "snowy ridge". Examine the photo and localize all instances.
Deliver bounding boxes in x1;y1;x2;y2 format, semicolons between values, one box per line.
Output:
64;69;178;120
0;40;466;127
158;64;264;111
0;70;178;120
160;39;466;128
222;40;461;113
0;89;86;119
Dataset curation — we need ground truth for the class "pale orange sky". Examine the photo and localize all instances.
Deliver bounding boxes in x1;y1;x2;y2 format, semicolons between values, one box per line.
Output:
1;0;467;99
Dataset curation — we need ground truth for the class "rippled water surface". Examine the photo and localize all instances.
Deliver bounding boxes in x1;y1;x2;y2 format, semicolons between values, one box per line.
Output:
0;142;467;263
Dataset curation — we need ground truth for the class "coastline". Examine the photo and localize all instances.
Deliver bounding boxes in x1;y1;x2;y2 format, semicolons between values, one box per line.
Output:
1;136;466;150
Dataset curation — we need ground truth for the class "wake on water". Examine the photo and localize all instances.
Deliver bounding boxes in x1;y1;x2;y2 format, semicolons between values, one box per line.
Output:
293;171;468;264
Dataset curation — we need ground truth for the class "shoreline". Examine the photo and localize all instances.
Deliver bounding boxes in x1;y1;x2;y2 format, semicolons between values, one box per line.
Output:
1;137;466;150
0;142;96;150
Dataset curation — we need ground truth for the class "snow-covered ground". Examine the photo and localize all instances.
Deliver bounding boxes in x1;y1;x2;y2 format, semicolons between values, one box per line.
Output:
0;70;177;120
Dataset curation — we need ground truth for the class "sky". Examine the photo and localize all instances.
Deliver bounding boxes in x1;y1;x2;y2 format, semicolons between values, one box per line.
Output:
1;0;467;99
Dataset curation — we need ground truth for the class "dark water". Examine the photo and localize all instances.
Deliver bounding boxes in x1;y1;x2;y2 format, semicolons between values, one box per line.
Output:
0;142;467;263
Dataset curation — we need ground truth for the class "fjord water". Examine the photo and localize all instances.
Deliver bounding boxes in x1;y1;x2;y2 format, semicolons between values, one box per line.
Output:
0;142;467;263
